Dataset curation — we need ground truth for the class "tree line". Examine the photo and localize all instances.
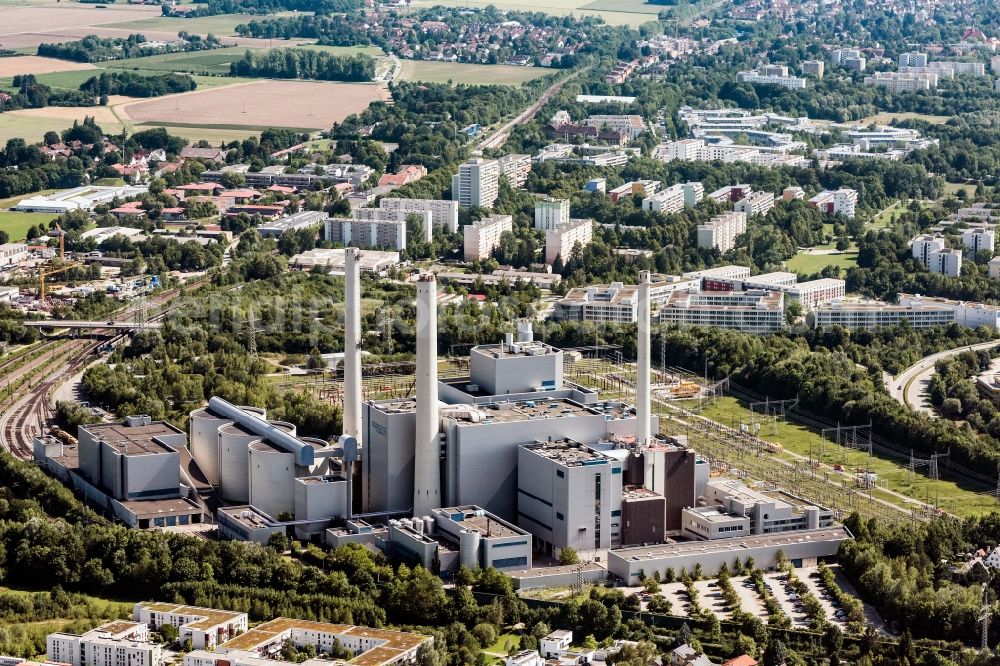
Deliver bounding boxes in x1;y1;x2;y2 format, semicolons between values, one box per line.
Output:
229;49;375;82
38;32;222;63
80;72;197;98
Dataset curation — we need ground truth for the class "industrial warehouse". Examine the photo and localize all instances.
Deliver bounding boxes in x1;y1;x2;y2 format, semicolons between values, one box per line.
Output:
32;254;849;583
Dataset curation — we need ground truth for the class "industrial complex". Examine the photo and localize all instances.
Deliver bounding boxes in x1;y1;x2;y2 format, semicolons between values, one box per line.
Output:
32;254;849;585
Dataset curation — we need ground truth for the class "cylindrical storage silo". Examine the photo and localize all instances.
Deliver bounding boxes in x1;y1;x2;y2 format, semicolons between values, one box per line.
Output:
459;529;481;570
412;517;424;534
298;437;328;475
218;423;258;503
249;440;296;519
423;516;435;535
188;407;231;487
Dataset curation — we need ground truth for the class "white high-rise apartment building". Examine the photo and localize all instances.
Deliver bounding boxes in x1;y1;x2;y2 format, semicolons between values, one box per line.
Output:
809;189;858;218
379;198;459;233
864;72;937;92
734;191;775;217
912;234;946;268
929;248;963;277
963;228;996;255
697;212;747;253
545;218;593;264
463;214;513;261
899;52;928;67
452;158;500;208
534;197;570;230
736;69;807;89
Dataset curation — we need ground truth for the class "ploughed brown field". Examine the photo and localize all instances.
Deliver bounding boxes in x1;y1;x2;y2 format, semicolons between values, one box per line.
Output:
120;79;392;130
0;55;96;77
0;3;161;49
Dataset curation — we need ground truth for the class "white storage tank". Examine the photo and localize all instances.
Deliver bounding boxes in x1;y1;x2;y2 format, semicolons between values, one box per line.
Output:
217;422;258;503
188;407;231;487
249;439;296;519
459;529;481;570
412;517;424;534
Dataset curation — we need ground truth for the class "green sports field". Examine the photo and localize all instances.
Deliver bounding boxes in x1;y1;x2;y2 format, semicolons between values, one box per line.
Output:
0;211;58;241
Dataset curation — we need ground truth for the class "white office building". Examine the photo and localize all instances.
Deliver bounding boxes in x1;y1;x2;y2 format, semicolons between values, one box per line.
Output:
452;158;500;208
545;218;593;265
463;214;514;261
534;197;570;230
697;212;747;253
0;242;28;267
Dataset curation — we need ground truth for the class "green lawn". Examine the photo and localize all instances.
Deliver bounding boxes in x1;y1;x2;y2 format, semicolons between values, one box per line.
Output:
942;182;988;200
396;60;550;85
482;633;522;663
402;0;657;25
0;211;58;240
580;0;661;13
699;397;998;518
785;251;858;274
860;111;953;125
0;69;98;91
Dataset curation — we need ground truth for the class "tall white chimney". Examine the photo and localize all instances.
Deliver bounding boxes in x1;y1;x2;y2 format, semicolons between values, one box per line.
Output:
343;247;362;443
413;273;441;515
637;271;653;487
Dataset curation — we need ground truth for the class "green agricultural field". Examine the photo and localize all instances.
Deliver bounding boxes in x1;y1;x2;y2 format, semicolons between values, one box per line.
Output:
785;250;858;274
114;47;257;75
580;0;661;14
294;43;384;57
110;13;278;36
396;59;549;85
698;397;998;518
402;0;656;25
0;211;59;241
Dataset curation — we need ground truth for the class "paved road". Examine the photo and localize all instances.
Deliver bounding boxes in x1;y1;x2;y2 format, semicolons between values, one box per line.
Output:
885;340;1000;417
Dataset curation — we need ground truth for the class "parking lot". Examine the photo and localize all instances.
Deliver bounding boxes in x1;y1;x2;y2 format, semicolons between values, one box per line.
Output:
624;565;881;633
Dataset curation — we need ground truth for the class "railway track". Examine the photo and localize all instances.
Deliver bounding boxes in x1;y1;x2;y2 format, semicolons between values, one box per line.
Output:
0;279;203;459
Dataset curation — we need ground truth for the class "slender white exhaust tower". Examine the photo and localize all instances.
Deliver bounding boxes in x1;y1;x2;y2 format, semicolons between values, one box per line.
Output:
636;270;654;489
343;247;362;442
413;273;441;515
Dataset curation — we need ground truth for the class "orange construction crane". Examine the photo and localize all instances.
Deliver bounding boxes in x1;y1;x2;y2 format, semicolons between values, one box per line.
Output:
38;262;81;301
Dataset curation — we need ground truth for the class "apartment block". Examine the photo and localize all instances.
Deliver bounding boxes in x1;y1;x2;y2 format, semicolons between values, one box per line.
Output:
463;214;514;261
734;191;775;217
133;603;248;650
48;623;158;666
708;184;752;204
783;186;805;201
354;207;433;242
810;300;955;329
963;228;996;255
641;182;703;213
324;216;411;251
379;198;459;233
545;218;593;264
608;180;660;203
498;153;532;188
990;256;1000;278
898;52;928;67
808;188;858;218
697;212;747;253
736;68;807;89
929;248;963;277
452;158;500;208
534;197;570;230
912;235;947;267
864;71;937;92
656;289;786;333
553;276;699;323
801;60;824;78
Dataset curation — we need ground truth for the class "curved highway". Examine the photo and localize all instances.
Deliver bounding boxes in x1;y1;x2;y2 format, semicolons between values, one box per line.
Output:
885;340;1000;417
